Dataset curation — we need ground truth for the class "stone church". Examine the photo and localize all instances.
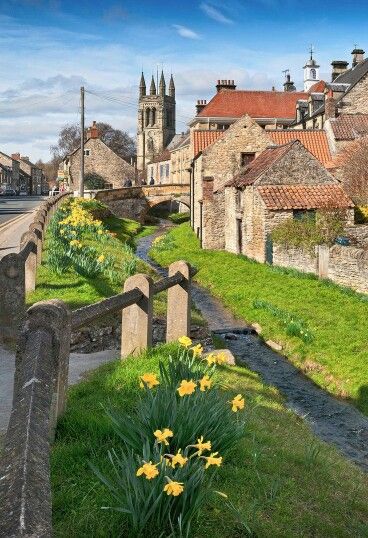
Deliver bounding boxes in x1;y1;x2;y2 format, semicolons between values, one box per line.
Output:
136;71;176;170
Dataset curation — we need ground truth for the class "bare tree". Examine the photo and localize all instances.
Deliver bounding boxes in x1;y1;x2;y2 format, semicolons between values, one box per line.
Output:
335;135;368;205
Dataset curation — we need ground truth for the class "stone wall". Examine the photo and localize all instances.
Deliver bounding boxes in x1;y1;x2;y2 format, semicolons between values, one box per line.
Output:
69;138;135;190
345;224;368;248
341;72;368;114
202;188;226;250
273;244;318;273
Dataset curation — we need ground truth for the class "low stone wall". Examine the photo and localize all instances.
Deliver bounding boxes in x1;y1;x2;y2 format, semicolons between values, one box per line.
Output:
345;224;368;248
273;242;368;294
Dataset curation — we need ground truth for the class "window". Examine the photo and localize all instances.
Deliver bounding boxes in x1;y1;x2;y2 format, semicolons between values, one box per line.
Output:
84;149;91;156
293;210;316;222
310;68;316;80
235;189;242;210
240;152;255;167
165;163;170;178
160;164;164;180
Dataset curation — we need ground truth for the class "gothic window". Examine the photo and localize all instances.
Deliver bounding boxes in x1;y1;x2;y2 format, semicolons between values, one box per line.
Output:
310;68;316;79
151;107;156;126
145;108;150;127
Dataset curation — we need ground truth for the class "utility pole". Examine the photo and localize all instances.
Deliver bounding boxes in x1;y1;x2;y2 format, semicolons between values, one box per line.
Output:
79;86;85;197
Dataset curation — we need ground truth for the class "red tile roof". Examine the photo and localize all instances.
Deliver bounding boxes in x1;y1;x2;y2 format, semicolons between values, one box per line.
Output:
268;130;332;165
225;143;295;188
308;80;326;93
257;184;353;210
149;149;171;163
193;130;224;156
197;90;308;120
329;114;368;140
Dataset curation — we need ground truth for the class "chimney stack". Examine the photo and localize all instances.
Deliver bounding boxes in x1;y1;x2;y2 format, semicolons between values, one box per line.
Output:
21;156;30;162
87;120;100;139
352;47;365;67
331;60;349;81
11;153;20;161
216;79;236;93
325;90;336;120
196;99;207;115
283;73;296;92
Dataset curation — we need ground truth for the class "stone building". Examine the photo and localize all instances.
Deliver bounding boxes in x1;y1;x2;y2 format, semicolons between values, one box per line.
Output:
222;141;353;262
0;151;20;191
65;121;135;191
147;149;171;185
324;113;368;154
137;71;176;170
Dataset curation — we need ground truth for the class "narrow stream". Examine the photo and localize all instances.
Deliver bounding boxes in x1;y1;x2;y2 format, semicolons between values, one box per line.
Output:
136;222;368;472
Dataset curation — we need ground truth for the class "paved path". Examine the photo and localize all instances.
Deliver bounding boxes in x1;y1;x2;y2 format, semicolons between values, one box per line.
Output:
0;346;118;433
0;196;44;259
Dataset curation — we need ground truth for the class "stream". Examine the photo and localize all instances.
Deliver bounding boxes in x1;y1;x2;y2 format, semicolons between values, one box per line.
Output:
136;221;368;472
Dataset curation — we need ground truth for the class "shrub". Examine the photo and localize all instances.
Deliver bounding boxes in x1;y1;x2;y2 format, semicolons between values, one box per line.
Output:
95;342;246;537
169;212;190;224
84;172;107;190
355;206;368;224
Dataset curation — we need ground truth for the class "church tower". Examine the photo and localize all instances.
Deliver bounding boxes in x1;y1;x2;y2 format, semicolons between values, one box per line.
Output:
137;71;176;170
303;47;320;91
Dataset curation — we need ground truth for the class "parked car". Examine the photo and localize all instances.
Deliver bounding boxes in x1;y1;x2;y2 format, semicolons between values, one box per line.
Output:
0;187;16;196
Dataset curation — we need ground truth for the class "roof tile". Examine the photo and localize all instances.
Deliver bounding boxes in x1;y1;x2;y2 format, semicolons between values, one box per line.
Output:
257;184;353;210
268;129;332;165
193;130;224;156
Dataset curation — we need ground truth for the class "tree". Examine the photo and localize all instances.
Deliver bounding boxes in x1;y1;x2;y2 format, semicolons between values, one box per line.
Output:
50;122;136;162
35;157;60;183
334;136;368;205
84;172;106;190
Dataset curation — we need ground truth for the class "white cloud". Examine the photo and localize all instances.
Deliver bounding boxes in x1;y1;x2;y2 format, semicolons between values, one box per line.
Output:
200;3;233;24
172;24;201;40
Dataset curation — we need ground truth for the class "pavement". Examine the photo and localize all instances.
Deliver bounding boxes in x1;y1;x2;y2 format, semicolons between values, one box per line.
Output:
0;347;119;434
0;196;44;259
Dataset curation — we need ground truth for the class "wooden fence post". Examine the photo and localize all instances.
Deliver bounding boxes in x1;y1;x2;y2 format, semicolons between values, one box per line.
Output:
166;261;191;342
121;274;153;358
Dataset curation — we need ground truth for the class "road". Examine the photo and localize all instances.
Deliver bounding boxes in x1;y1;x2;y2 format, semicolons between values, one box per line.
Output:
0;196;45;259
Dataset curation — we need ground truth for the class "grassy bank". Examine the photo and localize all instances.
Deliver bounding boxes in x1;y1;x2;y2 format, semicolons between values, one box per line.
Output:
52;344;368;537
150;224;368;415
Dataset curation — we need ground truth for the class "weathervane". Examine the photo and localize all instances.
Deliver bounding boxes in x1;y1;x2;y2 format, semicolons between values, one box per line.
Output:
309;44;315;60
282;69;290;79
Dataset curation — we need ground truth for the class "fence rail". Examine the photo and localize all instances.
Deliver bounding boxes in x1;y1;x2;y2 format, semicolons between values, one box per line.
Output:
0;258;196;537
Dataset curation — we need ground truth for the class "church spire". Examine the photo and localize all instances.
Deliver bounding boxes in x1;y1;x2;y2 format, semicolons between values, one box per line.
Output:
139;72;146;97
150;75;156;95
169;74;175;98
159;70;166;96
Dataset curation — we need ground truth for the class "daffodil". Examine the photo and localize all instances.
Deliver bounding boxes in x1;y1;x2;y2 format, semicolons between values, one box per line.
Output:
215;352;228;365
178;335;192;348
60;229;65;236
199;375;212;392
97;229;103;235
177;379;197;397
164;479;184;496
203;452;223;469
191;436;211;456
139;372;160;389
136;461;159;480
204;353;216;366
191;343;203;357
154;428;174;446
170;449;188;469
97;254;105;263
231;394;245;412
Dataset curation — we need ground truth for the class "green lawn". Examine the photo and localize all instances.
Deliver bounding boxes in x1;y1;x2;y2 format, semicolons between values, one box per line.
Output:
150;224;368;415
52;344;368;537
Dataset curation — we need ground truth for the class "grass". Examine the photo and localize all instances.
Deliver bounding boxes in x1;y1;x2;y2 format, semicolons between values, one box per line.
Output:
150;224;368;415
52;344;368;537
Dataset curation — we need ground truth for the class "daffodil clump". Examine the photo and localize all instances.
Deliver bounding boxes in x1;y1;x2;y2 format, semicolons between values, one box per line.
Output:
95;339;246;537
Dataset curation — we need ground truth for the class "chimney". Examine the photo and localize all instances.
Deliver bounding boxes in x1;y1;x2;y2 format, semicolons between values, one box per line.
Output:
283;73;296;92
325;90;336;120
331;60;349;81
11;153;20;161
21;156;30;162
352;47;365;67
196;99;207;115
86;120;100;139
215;79;236;93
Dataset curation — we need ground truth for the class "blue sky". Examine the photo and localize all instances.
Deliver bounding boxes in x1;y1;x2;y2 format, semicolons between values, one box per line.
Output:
0;0;367;160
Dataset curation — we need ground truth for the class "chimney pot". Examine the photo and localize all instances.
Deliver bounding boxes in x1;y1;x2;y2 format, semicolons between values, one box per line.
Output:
87;121;100;139
11;153;20;161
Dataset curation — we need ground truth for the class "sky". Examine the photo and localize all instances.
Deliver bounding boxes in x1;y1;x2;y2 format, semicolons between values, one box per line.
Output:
0;0;368;161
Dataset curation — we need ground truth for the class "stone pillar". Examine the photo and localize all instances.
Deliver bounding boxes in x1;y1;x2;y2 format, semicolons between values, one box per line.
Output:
0;300;71;538
318;244;330;278
121;274;153;358
20;231;38;293
0;253;25;341
166;261;191;342
29;222;43;265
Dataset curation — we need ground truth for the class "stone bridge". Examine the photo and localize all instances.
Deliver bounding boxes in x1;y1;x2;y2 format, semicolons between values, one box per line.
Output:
94;184;190;222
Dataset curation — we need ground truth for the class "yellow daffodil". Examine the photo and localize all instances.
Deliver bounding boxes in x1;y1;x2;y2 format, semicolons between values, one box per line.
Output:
60;229;65;236
190;343;203;357
199;375;212;392
204;353;216;366
215;352;228;365
191;436;211;456
203;452;223;469
178;335;192;348
231;394;245;412
136;461;159;480
164;479;184;496
97;254;105;263
69;239;82;248
70;230;77;236
139;373;160;389
170;449;188;469
154;428;174;446
177;379;197;397
97;229;103;235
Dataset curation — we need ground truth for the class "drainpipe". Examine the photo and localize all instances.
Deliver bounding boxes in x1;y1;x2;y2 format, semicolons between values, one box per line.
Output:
187;161;194;229
199;200;203;247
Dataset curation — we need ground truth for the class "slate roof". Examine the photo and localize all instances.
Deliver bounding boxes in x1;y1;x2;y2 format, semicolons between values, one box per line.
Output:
167;133;189;151
193;130;224;156
333;58;368;88
268;130;332;165
225;142;295;188
197;90;308;120
257;184;354;210
329;114;368;140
